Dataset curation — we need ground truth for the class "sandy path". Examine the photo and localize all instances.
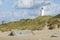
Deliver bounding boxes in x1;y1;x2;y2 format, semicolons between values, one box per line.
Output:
0;29;60;40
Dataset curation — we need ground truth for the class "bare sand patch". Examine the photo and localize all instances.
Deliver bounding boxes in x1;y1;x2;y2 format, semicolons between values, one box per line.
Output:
0;29;60;40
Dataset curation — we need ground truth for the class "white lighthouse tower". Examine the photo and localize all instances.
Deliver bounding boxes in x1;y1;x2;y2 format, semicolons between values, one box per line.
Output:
40;6;46;16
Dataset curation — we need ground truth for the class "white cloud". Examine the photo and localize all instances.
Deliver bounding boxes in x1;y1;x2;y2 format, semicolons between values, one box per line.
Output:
13;0;51;8
15;0;33;8
44;2;60;16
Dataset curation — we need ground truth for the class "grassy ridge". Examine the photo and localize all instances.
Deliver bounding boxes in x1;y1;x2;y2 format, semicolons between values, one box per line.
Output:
0;14;60;31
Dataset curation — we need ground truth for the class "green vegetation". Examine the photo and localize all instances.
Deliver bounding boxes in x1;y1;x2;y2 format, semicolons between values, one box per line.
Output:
0;14;60;31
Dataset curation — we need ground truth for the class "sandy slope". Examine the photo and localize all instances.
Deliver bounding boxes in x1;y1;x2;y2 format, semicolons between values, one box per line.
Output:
0;29;60;40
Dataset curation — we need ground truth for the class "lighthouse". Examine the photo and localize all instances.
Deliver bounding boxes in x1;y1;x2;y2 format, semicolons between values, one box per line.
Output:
40;6;46;16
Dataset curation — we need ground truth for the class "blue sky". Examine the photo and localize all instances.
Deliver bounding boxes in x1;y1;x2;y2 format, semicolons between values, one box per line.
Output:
52;0;60;5
0;0;60;23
